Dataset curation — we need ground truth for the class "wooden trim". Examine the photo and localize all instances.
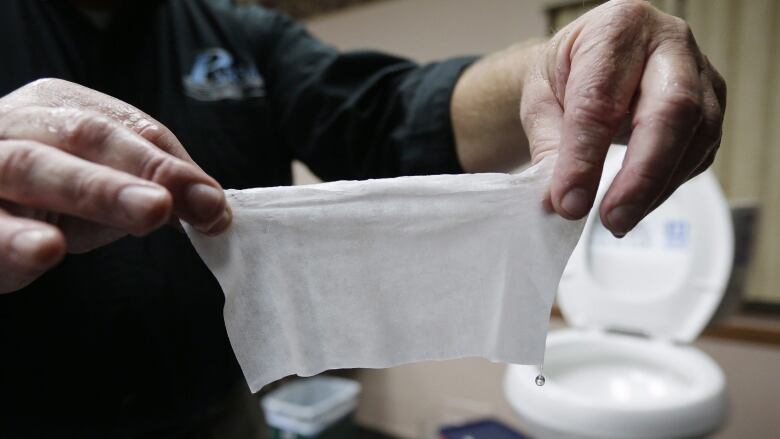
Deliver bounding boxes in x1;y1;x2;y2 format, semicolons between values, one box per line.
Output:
551;306;780;346
702;313;780;346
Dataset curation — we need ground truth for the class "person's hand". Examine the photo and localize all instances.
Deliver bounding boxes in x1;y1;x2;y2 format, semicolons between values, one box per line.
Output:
0;78;231;293
521;0;726;236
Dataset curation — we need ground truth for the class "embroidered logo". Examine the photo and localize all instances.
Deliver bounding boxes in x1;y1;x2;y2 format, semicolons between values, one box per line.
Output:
183;48;265;101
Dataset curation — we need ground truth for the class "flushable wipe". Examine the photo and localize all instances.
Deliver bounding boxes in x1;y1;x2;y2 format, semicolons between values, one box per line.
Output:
185;155;585;392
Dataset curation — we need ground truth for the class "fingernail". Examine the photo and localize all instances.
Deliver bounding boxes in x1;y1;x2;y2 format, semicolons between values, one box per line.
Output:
11;229;58;263
606;204;644;236
204;204;233;236
119;185;170;224
560;187;591;219
185;183;225;226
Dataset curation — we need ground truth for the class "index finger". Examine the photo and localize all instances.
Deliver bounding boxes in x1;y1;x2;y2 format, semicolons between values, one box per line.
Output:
600;26;704;236
10;78;195;164
550;24;646;220
0;107;230;235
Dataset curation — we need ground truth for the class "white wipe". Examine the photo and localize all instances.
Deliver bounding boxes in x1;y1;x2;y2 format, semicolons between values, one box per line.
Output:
186;156;585;392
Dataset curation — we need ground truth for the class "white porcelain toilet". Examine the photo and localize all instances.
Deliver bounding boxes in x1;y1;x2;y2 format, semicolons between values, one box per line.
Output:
504;147;733;439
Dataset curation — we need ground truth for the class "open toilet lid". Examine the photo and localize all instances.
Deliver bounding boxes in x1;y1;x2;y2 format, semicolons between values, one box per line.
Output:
558;147;734;343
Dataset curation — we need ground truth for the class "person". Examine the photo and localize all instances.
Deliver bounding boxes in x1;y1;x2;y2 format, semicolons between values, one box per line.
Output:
0;0;725;436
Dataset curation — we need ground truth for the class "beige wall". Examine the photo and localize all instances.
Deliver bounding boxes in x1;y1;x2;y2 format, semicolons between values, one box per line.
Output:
303;1;780;438
307;0;549;61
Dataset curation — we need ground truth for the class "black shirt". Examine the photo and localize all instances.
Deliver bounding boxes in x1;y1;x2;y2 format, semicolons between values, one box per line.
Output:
0;0;474;436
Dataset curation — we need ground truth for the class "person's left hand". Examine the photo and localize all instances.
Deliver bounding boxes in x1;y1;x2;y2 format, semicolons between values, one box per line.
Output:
0;79;231;293
521;0;726;236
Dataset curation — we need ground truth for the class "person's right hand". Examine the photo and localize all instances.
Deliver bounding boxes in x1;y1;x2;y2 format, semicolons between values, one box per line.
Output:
521;0;725;237
0;78;231;293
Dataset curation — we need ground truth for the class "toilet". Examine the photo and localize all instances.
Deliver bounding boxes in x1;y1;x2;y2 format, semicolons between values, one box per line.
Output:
504;147;733;439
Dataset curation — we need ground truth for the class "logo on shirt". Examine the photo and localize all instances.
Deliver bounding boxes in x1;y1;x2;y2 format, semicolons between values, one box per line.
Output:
183;48;266;101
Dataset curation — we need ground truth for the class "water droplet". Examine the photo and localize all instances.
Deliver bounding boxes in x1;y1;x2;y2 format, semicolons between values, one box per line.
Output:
535;374;546;386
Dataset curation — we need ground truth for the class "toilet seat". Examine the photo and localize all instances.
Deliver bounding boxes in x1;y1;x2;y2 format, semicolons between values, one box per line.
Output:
505;330;726;439
504;147;733;439
558;148;733;342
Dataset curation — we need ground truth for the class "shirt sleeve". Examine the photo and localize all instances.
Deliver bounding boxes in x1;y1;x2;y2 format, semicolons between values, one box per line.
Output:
236;6;477;180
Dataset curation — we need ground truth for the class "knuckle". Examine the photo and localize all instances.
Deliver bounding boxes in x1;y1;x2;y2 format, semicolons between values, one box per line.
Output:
568;145;605;172
657;92;703;124
137;123;170;150
58;110;115;150
570;90;625;132
671;17;692;38
65;169;161;232
576;1;652;57
126;114;158;137
656;16;692;39
655;18;696;51
136;122;188;159
0;141;39;188
608;0;651;19
0;106;32;139
567;102;624;155
574;81;625;117
65;169;111;213
583;10;648;54
595;0;653;36
668;91;701;112
138;152;177;183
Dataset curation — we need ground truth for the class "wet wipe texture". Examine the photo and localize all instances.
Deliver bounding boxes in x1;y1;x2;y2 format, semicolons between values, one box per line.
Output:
186;156;584;392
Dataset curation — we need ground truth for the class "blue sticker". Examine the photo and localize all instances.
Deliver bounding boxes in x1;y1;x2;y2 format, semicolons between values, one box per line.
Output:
664;220;689;249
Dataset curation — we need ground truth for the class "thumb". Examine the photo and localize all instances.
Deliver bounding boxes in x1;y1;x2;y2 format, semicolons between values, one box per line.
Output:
521;68;564;166
0;210;65;294
520;66;564;212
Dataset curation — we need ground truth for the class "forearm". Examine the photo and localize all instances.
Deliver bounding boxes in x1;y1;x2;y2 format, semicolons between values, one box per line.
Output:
450;40;542;173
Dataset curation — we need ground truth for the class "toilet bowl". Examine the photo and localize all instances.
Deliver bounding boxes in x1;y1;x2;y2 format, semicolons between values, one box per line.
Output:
505;330;727;439
505;147;733;439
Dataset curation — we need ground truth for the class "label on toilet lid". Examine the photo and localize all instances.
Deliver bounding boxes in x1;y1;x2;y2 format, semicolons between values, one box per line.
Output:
557;147;734;343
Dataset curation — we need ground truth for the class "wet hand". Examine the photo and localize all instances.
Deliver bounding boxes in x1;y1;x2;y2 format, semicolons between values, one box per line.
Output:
521;0;725;236
0;78;231;293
